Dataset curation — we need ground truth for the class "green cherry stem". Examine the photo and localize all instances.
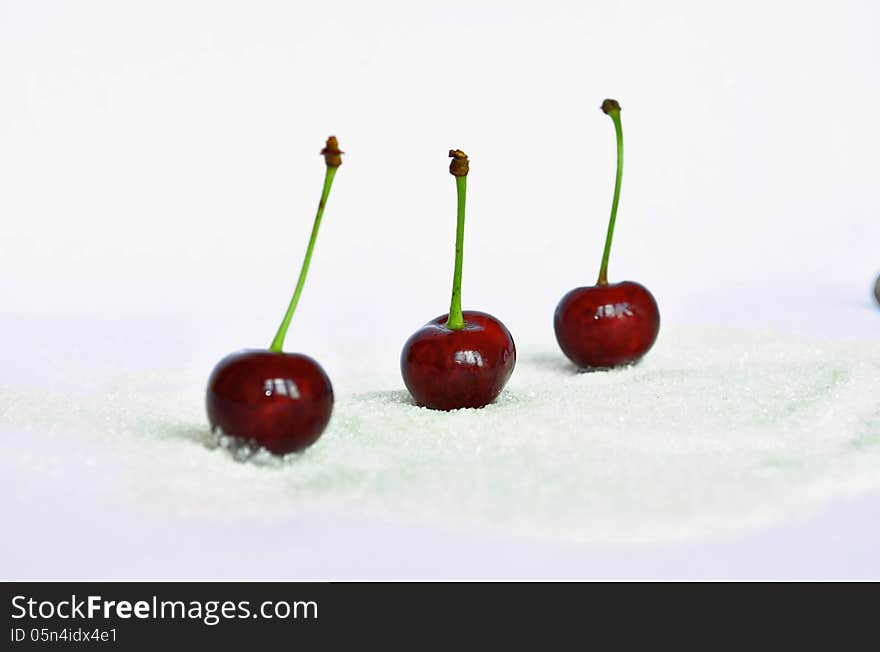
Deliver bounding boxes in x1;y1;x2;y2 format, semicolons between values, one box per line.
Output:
446;149;469;331
269;136;343;352
597;98;623;286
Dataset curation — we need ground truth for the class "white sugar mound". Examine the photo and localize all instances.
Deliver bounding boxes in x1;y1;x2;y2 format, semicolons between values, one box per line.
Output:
3;326;879;544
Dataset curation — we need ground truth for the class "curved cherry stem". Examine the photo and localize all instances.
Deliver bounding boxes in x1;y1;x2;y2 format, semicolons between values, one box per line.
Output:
597;101;623;286
269;140;341;352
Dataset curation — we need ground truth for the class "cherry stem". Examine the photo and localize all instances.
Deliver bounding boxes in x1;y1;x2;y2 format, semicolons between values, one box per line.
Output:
446;172;467;330
597;100;623;286
269;139;341;352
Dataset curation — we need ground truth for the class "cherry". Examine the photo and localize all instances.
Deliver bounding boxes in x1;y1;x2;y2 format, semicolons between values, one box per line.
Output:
555;281;659;369
554;100;660;369
401;150;516;410
205;136;343;454
207;351;332;454
402;311;516;410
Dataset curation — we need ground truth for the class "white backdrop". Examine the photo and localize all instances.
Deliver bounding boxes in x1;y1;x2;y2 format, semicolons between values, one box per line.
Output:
3;1;878;340
2;1;880;579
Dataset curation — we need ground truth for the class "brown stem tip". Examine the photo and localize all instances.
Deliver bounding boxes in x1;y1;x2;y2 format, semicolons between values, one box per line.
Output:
601;99;621;115
321;136;343;167
448;149;469;177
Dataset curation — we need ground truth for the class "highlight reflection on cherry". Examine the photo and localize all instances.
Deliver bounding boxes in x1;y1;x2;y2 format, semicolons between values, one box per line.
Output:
554;100;660;369
205;136;343;455
401;150;516;410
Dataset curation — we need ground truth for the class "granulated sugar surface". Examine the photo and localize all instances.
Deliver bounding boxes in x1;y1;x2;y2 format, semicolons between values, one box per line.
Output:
3;327;879;544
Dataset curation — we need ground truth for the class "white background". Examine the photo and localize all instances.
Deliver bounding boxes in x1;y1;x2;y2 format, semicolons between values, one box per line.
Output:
2;0;879;579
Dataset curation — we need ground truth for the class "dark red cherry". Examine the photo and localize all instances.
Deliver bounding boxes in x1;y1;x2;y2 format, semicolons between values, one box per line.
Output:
206;350;333;454
401;310;516;410
555;100;660;369
554;281;659;369
205;137;342;457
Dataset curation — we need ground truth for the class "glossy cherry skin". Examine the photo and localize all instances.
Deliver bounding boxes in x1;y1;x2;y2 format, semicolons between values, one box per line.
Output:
206;350;333;454
554;281;660;369
401;310;516;410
